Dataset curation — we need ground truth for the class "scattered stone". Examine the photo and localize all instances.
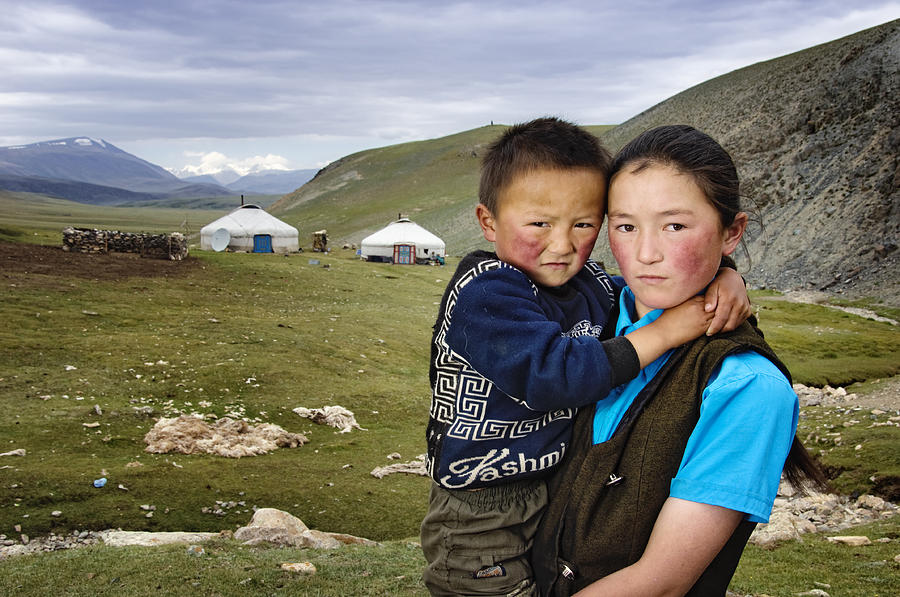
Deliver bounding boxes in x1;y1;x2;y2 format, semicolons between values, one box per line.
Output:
62;227;188;260
292;405;366;433
234;508;309;547
794;590;830;597
234;508;377;549
82;422;100;428
143;414;307;458
387;452;401;460
186;544;205;557
0;530;103;560
0;449;25;457
51;511;62;517
856;495;886;511
826;535;872;546
750;482;898;547
370;454;428;479
281;562;316;574
793;384;860;407
100;530;222;547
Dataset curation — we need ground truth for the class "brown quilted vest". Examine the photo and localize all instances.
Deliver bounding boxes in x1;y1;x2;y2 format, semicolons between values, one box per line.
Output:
532;320;789;596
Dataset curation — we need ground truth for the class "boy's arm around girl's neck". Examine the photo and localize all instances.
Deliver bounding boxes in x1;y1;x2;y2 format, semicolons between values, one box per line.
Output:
624;297;714;369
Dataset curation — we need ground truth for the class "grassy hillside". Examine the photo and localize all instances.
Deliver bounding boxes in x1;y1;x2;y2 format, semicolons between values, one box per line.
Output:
271;20;900;306
270;124;615;257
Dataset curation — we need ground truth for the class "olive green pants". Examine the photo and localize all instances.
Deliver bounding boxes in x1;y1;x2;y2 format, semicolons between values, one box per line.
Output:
420;479;546;596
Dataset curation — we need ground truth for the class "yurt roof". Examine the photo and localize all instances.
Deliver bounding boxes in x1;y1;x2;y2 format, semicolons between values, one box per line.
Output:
361;218;444;248
200;204;298;237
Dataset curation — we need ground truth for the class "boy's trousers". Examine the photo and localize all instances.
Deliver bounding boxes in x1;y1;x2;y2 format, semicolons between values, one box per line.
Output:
420;478;546;596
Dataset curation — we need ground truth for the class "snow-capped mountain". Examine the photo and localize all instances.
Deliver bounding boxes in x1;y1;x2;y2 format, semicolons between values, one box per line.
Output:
0;137;234;203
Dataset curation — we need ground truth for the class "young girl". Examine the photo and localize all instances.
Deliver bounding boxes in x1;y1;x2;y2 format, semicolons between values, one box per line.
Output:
532;125;826;597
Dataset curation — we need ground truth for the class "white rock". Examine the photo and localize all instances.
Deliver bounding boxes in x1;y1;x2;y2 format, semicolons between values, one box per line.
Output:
234;508;309;547
281;562;316;574
100;531;221;547
825;535;872;546
856;494;886;511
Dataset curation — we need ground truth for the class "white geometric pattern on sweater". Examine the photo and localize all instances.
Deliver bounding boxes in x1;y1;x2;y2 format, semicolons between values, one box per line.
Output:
431;258;612;441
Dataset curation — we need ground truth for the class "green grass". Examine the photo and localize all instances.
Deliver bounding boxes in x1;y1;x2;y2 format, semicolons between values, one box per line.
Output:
1;246;443;541
798;405;900;499
751;294;900;386
0;518;896;596
0;538;429;596
731;516;900;597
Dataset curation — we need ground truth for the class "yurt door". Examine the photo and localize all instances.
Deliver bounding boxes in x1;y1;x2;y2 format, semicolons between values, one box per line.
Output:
253;235;273;253
393;244;415;264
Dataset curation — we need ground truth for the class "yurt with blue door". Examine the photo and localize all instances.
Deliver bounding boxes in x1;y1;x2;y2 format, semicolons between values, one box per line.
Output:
360;218;445;264
200;204;299;253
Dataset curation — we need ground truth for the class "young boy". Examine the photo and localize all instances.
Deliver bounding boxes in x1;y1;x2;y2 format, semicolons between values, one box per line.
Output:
420;117;749;596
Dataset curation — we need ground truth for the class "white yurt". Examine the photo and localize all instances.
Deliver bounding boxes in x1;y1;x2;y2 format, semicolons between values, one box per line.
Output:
200;204;299;253
360;218;445;264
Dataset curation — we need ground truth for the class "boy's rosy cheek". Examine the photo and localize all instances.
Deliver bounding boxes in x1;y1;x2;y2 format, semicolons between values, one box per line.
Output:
511;234;544;257
577;232;600;260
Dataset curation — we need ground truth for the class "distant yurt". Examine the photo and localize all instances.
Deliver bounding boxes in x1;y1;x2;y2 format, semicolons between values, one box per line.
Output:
200;204;299;253
360;218;445;264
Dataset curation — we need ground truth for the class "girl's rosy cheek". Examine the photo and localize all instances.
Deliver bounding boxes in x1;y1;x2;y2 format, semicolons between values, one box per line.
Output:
670;237;719;277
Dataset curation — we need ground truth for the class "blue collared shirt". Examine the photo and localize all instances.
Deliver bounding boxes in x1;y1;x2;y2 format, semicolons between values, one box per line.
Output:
592;288;799;523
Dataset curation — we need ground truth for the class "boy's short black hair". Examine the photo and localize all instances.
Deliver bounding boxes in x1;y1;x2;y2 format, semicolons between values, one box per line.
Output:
479;117;612;214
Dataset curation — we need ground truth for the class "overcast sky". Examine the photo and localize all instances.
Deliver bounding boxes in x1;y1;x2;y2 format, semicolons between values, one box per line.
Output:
1;1;897;176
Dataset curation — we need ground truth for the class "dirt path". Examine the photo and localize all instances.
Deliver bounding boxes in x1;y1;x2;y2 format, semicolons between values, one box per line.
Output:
1;240;203;285
780;290;898;325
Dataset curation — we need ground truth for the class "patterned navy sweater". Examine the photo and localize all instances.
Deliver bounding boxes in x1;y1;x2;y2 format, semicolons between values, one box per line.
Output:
425;251;639;490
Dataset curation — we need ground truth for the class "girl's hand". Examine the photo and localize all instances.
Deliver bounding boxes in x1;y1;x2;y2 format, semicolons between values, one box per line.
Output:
703;268;751;335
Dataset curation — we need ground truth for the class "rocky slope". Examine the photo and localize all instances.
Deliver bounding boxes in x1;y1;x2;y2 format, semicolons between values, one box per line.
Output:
599;19;899;304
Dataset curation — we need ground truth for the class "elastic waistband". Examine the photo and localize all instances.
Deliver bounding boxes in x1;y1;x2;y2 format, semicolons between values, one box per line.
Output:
445;477;545;509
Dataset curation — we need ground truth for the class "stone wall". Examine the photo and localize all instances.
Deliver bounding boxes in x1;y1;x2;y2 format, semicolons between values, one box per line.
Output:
62;227;188;260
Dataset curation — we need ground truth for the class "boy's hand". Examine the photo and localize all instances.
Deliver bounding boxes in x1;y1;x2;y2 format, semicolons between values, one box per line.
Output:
626;297;712;369
654;296;715;346
703;268;751;335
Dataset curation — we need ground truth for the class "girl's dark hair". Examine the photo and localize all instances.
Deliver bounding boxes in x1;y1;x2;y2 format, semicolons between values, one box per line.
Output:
609;124;741;229
479;117;611;214
784;437;830;494
612;124;829;494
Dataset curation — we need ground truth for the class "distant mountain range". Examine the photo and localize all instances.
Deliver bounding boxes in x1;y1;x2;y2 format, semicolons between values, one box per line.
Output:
0;137;316;204
181;169;318;194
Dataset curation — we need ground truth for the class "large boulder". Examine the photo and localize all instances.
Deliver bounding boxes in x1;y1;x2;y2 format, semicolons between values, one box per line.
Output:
233;508;378;549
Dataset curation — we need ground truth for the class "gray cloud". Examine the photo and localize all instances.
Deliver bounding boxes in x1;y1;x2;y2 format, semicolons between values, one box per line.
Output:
0;0;897;169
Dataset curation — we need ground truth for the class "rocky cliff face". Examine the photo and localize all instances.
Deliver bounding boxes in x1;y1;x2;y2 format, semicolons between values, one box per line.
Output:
599;20;899;304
